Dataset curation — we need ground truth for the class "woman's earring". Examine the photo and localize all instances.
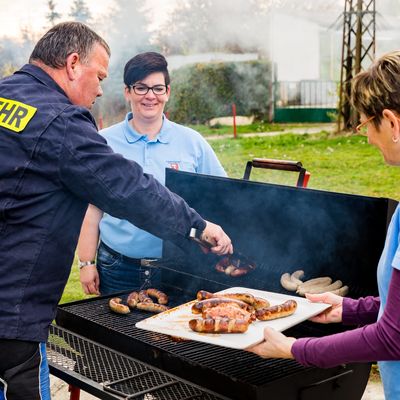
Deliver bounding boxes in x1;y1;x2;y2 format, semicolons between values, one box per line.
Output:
392;136;399;143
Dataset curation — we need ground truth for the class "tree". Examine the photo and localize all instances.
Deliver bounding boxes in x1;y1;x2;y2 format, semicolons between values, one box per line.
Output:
46;0;61;27
69;0;91;23
154;0;268;55
154;0;343;55
92;0;153;123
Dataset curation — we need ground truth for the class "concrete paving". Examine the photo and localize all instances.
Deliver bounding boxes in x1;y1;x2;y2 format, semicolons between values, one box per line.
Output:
50;376;96;399
205;123;336;141
50;374;384;399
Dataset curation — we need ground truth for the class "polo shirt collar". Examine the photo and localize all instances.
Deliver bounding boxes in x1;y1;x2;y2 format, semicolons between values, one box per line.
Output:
123;112;172;144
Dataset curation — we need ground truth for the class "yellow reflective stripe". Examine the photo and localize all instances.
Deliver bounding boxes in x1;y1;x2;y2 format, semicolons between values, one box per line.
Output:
0;96;37;133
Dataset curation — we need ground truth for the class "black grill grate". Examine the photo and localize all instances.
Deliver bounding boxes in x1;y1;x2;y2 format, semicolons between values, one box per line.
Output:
47;325;227;399
59;294;306;387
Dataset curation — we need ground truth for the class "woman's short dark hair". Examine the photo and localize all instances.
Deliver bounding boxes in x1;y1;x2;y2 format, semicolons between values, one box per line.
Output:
29;21;110;68
124;52;170;87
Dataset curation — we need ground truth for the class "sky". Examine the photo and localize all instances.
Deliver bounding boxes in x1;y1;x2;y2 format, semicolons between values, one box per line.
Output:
0;0;171;38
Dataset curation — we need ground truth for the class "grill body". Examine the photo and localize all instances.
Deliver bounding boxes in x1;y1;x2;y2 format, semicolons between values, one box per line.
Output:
57;170;397;399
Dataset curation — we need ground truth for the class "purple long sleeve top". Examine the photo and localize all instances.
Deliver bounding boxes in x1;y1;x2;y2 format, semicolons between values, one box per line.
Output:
292;268;400;368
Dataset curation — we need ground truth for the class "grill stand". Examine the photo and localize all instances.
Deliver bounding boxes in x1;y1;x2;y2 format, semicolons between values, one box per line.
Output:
47;325;229;400
68;385;80;400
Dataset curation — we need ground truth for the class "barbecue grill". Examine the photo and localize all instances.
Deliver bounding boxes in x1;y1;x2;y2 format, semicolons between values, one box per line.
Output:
57;169;397;400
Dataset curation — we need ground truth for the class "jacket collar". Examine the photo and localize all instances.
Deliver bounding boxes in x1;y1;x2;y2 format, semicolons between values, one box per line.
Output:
16;64;70;100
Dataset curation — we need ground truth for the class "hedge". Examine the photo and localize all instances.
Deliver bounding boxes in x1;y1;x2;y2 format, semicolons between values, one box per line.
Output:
166;60;272;124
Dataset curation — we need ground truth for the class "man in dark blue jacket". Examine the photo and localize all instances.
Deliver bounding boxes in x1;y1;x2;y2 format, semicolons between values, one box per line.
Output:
0;22;232;399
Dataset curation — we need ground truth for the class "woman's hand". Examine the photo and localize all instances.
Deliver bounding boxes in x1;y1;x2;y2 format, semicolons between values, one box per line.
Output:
247;327;296;359
80;264;100;295
305;292;344;324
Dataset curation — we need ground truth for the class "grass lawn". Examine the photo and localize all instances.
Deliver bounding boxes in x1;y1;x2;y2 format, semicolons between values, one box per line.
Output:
61;127;400;304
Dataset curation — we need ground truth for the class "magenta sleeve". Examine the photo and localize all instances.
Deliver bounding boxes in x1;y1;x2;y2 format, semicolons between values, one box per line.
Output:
292;268;400;368
342;296;380;326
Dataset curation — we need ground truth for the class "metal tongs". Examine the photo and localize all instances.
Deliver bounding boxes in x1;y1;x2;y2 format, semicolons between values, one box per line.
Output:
189;228;256;277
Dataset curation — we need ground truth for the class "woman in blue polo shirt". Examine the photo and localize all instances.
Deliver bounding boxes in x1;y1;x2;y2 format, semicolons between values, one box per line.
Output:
78;52;227;295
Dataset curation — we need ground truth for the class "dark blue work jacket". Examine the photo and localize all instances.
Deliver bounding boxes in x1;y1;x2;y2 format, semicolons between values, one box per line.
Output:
0;64;205;342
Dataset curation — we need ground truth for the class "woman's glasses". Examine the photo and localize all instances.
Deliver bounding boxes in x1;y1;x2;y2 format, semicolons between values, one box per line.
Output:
356;115;375;136
130;84;167;96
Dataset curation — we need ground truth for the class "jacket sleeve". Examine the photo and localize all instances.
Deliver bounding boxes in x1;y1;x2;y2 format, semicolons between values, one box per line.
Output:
58;109;206;245
291;267;400;368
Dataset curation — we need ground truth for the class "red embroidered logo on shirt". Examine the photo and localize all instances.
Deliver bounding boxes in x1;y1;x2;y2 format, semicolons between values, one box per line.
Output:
170;162;179;170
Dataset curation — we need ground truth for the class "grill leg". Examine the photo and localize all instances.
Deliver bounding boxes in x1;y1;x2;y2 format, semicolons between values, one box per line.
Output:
68;385;80;400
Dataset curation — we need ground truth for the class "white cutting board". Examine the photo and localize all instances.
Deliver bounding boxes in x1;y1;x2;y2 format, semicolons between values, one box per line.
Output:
135;287;330;350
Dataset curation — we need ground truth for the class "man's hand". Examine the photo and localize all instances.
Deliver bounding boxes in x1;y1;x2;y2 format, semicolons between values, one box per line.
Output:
247;327;296;359
305;292;344;324
80;265;100;295
202;221;233;255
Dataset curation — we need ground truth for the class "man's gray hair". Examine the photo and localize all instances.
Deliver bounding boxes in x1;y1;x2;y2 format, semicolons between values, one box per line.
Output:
29;21;110;68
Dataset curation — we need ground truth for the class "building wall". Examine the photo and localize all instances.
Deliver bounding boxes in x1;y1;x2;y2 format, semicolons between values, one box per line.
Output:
269;12;321;81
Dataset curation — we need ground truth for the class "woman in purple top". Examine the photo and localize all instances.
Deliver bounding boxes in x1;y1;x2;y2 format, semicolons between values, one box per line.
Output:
248;50;400;399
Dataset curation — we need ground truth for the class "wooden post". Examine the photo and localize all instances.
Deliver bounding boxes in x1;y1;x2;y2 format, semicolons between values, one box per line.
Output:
232;103;237;139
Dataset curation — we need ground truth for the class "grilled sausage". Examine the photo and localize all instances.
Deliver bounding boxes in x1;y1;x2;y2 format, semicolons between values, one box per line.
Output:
196;290;215;301
296;277;332;293
297;280;343;296
136;302;169;313
230;267;251;277
146;288;169;305
290;270;304;286
280;273;298;291
109;297;130;314
139;290;153;303
189;318;249;333
224;265;236;275
215;263;226;273
330;285;349;297
127;291;139;308
202;304;255;322
253;296;270;310
255;299;297;321
196;290;255;306
192;298;252;314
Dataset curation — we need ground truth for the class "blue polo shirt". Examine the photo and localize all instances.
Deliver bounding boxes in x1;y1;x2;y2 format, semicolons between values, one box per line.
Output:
99;112;227;258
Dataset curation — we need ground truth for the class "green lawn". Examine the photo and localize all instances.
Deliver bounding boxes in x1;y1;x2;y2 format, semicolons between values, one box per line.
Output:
61;127;400;304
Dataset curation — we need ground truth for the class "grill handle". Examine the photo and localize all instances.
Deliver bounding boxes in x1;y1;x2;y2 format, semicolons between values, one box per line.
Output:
298;368;354;399
243;158;310;188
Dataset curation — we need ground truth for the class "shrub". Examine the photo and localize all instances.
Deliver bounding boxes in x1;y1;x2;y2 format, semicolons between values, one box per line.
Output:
166;60;272;124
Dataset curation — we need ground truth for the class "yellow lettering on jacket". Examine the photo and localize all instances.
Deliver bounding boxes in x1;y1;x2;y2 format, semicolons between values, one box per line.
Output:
0;97;37;133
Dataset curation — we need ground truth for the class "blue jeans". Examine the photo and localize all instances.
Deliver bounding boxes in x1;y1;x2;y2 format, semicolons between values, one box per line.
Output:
97;242;161;295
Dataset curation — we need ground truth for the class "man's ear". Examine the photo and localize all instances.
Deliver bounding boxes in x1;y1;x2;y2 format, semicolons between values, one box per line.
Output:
66;52;80;80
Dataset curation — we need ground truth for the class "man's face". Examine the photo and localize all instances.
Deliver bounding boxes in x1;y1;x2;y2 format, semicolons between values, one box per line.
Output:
124;72;170;122
69;43;109;109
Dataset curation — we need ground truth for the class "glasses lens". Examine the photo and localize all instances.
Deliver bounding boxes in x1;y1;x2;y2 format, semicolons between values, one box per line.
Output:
133;85;148;95
152;85;167;95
